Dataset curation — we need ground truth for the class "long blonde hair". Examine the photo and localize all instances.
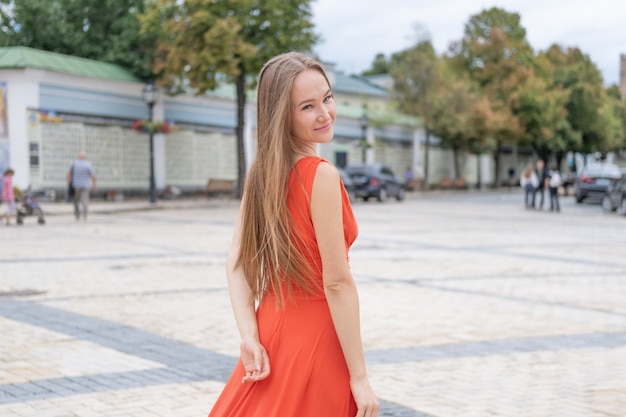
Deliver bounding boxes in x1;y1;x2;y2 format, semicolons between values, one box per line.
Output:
237;52;331;305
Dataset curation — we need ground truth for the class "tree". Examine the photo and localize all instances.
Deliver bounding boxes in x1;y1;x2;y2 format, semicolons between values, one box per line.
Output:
0;0;154;80
391;40;442;189
428;61;494;183
512;66;569;162
450;7;535;186
140;0;317;198
596;92;626;154
606;85;626;152
362;53;390;76
540;45;614;161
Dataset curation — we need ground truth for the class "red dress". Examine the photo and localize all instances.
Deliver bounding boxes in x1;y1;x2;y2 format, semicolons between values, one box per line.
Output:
208;156;358;417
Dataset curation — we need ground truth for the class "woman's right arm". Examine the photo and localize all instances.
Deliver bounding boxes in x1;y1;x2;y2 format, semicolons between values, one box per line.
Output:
225;208;270;383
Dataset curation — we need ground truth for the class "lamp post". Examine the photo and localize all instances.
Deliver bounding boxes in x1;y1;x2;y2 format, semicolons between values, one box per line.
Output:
142;83;160;204
359;108;369;163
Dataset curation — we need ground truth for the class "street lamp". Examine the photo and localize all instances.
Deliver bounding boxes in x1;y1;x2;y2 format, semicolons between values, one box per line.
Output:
142;83;160;204
359;108;369;163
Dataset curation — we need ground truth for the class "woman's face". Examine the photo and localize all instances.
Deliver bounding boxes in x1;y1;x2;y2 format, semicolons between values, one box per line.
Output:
290;69;336;149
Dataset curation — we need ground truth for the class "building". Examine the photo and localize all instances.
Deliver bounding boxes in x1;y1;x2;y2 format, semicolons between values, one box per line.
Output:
0;46;510;197
619;54;626;100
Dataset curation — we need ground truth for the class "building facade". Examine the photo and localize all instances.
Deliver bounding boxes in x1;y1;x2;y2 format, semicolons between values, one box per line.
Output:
620;54;626;100
0;46;519;198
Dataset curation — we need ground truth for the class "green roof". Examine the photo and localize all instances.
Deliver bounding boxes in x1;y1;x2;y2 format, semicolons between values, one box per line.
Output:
335;102;419;127
334;73;388;97
0;46;139;83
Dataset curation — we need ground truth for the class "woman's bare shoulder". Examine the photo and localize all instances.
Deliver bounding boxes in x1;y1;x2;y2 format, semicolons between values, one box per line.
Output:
313;160;339;182
311;162;342;207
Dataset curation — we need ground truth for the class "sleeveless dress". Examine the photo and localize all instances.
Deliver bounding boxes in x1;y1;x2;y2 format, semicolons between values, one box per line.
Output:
208;156;359;417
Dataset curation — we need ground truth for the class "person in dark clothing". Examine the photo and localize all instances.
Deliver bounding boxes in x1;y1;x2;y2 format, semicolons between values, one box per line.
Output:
532;159;548;209
547;165;562;212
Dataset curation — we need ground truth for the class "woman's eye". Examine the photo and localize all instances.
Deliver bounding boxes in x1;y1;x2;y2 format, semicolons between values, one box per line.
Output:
324;95;334;103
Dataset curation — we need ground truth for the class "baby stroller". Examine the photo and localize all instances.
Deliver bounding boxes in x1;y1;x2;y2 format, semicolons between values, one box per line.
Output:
15;186;45;225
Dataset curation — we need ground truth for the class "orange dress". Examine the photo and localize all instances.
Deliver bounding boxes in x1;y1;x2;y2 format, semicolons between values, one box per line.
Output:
208;156;358;417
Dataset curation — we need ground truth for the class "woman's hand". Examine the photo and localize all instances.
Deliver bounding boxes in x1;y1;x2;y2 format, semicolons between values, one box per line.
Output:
351;377;380;417
240;337;270;383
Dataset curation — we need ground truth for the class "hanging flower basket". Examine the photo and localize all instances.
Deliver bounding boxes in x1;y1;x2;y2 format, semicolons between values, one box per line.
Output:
131;119;177;134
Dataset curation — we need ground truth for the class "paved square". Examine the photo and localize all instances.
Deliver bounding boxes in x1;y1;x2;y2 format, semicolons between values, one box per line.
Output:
1;191;625;416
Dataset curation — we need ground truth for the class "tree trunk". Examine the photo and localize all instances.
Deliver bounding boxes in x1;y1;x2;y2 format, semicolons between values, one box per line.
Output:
555;151;565;170
422;130;431;190
452;145;460;180
493;140;502;188
235;66;247;199
476;153;482;189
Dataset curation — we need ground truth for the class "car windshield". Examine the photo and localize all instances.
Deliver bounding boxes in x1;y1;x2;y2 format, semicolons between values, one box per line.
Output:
583;165;621;178
346;166;376;176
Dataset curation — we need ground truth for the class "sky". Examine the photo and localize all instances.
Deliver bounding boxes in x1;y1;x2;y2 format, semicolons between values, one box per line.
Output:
311;0;626;86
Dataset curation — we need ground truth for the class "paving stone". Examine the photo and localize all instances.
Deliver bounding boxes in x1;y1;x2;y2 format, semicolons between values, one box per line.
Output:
0;192;625;416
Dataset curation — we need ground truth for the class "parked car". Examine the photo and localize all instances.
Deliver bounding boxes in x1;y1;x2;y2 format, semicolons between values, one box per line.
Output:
345;163;405;202
337;166;356;202
601;173;626;215
574;163;622;203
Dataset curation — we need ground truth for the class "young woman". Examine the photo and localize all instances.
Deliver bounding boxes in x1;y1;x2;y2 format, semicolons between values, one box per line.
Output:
520;163;539;209
208;52;379;417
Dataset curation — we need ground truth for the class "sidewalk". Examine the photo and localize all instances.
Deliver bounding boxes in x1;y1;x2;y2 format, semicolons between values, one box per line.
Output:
39;196;239;217
39;187;508;217
1;190;624;416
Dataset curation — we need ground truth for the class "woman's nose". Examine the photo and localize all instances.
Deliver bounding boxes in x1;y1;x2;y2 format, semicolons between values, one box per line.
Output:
318;106;331;120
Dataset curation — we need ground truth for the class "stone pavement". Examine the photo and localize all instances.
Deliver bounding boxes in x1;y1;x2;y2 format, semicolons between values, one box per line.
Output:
0;190;625;416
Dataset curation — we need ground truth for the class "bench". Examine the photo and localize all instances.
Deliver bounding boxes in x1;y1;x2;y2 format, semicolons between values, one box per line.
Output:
206;178;235;197
439;177;468;190
405;178;424;191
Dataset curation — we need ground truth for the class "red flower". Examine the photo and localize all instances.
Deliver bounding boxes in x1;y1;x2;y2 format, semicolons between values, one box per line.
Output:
131;119;177;134
131;120;144;131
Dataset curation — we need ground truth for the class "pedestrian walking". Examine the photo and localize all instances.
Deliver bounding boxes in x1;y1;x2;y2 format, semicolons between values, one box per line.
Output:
1;167;15;225
548;165;561;212
520;163;538;209
207;52;379;417
66;151;96;220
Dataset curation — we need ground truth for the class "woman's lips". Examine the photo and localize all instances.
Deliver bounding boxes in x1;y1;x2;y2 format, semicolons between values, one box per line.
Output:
315;123;332;131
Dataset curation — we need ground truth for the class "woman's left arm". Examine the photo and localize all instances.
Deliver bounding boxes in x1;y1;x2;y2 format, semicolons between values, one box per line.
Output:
311;162;379;417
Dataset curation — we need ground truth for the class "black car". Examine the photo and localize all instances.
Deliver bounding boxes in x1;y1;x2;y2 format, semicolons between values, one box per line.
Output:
345;163;405;202
601;173;626;215
337;166;356;202
574;163;622;203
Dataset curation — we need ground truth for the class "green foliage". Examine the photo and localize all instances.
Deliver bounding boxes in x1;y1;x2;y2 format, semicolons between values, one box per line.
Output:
430;61;495;153
539;45;618;154
446;7;539;184
428;63;497;178
390;40;441;127
0;0;154;80
390;40;441;186
605;86;626;150
451;7;534;142
513;73;570;157
362;53;391;76
140;0;317;198
141;0;317;94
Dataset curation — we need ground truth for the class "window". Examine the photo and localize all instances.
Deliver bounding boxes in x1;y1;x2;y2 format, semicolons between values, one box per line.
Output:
29;142;39;167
